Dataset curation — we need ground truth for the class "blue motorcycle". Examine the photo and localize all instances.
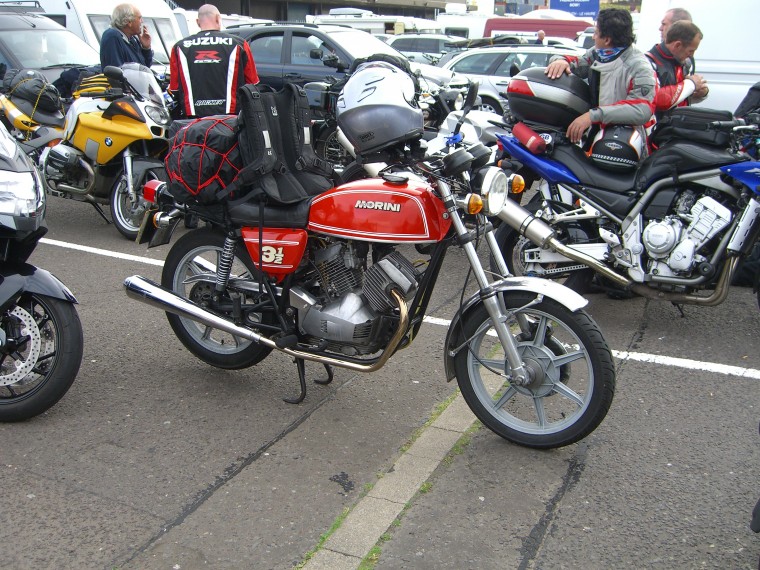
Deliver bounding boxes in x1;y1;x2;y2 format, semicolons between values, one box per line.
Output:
491;114;760;308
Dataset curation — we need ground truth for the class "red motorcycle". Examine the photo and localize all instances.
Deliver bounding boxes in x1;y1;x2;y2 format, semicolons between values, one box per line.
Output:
124;70;615;449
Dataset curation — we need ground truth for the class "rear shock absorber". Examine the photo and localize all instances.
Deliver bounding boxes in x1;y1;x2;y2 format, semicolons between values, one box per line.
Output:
215;233;237;294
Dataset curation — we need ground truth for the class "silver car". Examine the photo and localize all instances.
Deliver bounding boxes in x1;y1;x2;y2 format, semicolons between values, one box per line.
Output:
439;44;585;115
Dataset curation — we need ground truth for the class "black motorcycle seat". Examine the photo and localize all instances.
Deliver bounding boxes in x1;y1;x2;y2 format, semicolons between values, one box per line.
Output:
9;95;65;128
550;143;636;193
227;197;313;228
633;142;746;189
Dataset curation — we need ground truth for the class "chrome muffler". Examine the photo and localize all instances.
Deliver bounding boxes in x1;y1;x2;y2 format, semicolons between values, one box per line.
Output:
123;275;409;372
497;199;630;287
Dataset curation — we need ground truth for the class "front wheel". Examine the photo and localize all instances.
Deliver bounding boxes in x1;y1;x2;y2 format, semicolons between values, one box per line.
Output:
110;168;166;240
161;228;274;369
453;292;615;449
0;294;83;422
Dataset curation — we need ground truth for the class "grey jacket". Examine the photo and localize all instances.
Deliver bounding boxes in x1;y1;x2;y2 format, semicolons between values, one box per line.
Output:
550;46;656;126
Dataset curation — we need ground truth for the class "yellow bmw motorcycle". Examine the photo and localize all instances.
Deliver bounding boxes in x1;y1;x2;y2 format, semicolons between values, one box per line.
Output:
39;64;171;239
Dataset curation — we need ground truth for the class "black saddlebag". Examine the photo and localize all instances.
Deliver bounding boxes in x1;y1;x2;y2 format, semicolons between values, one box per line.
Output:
651;107;733;148
2;68;62;113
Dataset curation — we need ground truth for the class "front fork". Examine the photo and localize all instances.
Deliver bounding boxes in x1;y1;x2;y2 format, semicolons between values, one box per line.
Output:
441;181;532;386
122;147;137;203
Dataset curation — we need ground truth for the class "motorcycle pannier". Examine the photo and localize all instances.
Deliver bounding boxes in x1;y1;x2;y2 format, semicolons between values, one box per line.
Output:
651;107;733;148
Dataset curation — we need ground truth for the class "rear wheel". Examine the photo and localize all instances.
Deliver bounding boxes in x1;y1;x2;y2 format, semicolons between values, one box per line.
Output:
161;228;274;369
110;168;165;240
315;126;351;168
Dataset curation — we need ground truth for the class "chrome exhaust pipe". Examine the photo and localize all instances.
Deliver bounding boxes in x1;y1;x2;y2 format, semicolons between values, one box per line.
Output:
497;199;631;287
124;275;409;372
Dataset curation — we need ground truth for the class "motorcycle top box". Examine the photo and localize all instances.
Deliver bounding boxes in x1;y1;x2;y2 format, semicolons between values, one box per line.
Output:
308;177;452;243
506;67;591;128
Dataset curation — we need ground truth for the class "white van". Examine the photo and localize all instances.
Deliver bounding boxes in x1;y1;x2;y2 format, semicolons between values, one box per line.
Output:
637;0;759;113
36;0;182;74
172;8;273;37
306;8;442;36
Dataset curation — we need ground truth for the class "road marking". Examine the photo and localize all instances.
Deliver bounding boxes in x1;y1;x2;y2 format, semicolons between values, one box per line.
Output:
40;238;760;379
40;238;165;266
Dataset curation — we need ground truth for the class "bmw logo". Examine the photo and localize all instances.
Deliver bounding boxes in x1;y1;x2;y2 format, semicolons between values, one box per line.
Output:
105;137;113;147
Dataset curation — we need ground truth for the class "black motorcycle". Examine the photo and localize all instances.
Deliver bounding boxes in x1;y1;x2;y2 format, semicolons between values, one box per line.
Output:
0;123;83;421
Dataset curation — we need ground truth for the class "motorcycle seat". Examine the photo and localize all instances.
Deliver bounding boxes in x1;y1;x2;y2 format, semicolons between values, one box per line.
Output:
9;95;65;128
550;143;636;193
633;141;747;188
227;196;313;228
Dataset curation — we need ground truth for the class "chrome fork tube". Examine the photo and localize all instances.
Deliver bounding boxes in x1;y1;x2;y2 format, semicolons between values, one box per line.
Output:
439;180;529;385
483;214;510;277
123;147;136;201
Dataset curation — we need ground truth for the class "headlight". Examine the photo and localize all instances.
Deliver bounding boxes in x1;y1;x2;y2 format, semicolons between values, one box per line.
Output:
479;167;509;216
0;170;44;217
145;104;171;126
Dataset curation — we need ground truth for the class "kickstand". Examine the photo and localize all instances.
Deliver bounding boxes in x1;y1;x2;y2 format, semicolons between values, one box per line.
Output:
283;360;335;404
672;303;686;317
314;363;334;385
284;358;308;404
90;203;112;224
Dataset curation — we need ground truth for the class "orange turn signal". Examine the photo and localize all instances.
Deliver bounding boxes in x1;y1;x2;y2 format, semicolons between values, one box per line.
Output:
509;174;526;195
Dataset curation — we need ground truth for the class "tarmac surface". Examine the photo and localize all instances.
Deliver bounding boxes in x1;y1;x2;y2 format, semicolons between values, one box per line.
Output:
2;196;759;569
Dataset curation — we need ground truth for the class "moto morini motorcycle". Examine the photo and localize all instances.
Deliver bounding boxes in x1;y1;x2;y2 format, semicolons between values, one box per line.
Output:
0;123;83;421
124;64;616;449
492;68;760;307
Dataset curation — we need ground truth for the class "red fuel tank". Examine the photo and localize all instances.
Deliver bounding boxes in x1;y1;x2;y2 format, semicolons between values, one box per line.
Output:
307;178;451;243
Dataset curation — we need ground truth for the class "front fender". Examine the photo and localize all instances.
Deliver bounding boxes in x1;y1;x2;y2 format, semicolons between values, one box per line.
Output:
0;263;78;310
442;276;587;382
131;156;165;185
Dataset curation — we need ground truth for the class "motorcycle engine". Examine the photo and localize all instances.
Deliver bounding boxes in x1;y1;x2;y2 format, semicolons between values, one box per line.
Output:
642;193;732;277
41;143;93;194
290;240;420;355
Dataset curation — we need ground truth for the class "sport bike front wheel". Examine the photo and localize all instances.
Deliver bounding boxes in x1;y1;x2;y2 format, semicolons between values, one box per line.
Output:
453;292;615;449
161;228;274;369
0;294;83;421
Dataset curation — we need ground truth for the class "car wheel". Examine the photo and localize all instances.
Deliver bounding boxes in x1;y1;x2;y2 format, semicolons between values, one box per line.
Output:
478;96;503;115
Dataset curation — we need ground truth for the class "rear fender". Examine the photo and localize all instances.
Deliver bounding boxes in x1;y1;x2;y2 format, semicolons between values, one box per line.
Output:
0;263;77;310
442;276;587;381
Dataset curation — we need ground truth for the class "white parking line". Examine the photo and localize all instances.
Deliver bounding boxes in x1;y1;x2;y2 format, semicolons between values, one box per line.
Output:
40;238;760;379
40;238;165;266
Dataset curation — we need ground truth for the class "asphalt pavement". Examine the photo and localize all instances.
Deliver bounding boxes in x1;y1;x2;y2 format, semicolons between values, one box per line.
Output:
1;197;759;569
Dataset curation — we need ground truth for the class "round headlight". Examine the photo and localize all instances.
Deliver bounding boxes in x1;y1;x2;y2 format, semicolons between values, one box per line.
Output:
145;104;171;126
480;167;508;216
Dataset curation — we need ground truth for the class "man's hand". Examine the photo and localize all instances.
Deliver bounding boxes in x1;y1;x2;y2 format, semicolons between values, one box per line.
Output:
688;74;708;98
566;112;592;143
545;59;571;79
139;24;152;50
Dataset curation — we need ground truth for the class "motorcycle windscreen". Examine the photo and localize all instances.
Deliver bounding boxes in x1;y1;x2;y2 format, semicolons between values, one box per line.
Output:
307;179;452;243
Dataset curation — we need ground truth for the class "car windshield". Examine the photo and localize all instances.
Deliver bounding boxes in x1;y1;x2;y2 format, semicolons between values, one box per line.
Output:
4;29;99;68
328;29;405;59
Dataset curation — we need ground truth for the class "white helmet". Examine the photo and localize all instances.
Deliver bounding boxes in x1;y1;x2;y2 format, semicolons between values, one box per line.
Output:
336;61;423;156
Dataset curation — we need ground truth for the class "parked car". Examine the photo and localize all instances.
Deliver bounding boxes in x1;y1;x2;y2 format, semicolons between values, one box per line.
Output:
439;43;584;114
0;10;100;84
384;33;461;64
227;22;463;91
576;26;595;50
